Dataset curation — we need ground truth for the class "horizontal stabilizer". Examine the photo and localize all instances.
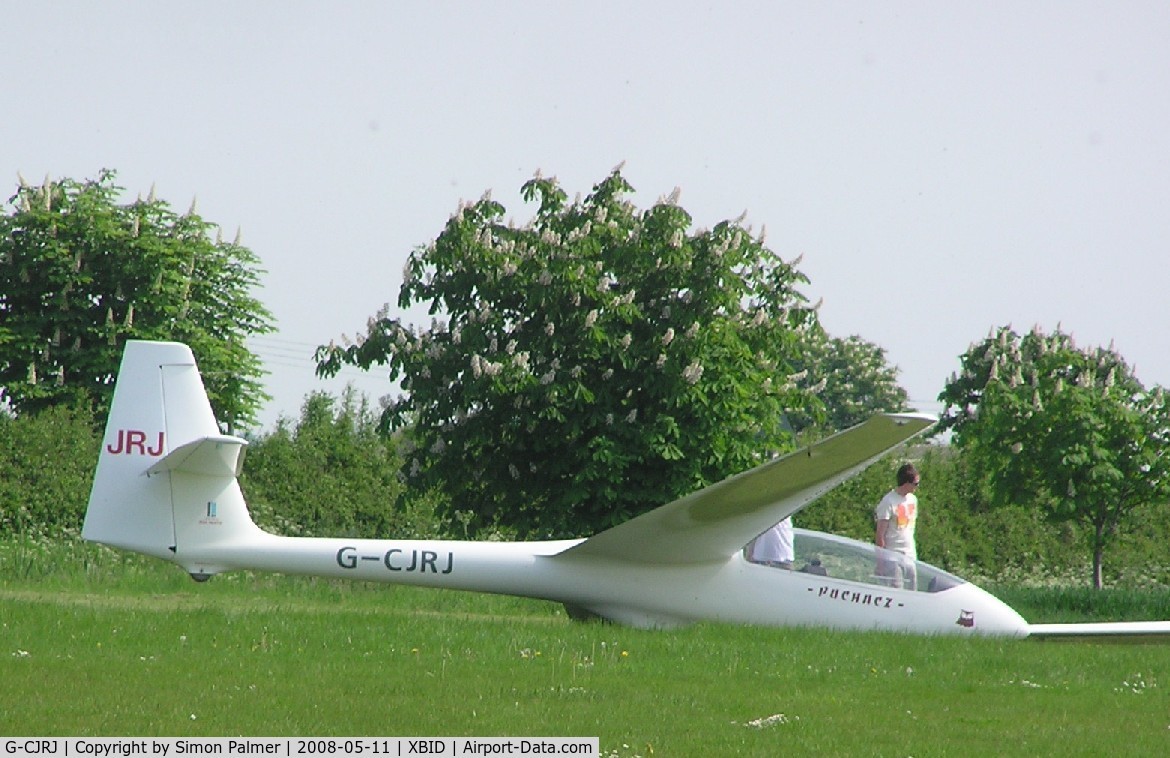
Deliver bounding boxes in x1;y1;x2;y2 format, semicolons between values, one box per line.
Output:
1028;621;1170;641
146;435;249;478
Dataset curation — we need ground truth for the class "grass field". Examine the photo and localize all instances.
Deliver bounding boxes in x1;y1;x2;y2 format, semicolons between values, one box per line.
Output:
3;540;1169;755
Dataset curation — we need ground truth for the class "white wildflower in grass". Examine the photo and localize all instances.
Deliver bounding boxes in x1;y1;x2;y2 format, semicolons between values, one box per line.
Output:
1117;673;1154;694
744;713;794;728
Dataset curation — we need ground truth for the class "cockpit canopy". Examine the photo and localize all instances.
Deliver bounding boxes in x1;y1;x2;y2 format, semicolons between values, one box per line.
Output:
755;527;965;594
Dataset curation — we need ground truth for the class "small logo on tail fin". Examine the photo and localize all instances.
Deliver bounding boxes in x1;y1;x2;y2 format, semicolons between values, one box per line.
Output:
200;501;222;525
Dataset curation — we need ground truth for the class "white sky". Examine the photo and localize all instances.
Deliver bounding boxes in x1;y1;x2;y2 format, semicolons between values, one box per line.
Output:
6;2;1168;430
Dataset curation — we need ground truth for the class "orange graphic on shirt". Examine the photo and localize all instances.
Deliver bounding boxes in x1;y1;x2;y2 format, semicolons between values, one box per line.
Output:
894;501;916;529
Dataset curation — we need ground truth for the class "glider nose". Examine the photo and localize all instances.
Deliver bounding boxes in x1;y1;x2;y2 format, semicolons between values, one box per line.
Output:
949;582;1030;637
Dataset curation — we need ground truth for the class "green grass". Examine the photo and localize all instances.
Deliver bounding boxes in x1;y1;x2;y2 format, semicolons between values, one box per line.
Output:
3;541;1170;755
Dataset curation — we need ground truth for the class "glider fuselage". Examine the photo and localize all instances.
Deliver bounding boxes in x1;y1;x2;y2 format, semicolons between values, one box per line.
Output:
174;528;1029;635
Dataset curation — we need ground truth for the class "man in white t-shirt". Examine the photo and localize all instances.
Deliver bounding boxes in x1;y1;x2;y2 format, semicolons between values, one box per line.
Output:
746;516;795;569
874;463;919;590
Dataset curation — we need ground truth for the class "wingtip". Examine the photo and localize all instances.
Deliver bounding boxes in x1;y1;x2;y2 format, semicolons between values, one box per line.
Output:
884;411;939;425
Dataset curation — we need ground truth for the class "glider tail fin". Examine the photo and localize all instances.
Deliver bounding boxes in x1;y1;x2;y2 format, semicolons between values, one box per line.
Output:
83;340;260;578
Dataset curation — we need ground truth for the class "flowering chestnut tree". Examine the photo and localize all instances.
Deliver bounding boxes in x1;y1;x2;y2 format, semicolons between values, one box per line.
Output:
317;169;824;537
0;171;273;428
940;325;1170;588
787;334;909;435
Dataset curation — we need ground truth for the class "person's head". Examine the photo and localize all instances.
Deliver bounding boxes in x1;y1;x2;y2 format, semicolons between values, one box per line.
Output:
896;463;920;489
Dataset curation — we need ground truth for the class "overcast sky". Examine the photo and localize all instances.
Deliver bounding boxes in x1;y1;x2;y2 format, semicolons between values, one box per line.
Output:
6;2;1168;430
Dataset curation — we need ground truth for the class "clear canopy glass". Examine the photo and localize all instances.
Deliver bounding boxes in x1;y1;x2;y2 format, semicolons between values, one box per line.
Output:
749;527;966;594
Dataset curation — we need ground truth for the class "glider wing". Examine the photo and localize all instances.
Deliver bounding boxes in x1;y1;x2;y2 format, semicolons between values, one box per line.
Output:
559;413;935;565
1027;621;1170;641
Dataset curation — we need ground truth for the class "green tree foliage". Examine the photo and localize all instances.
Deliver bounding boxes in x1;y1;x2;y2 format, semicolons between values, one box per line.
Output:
317;169;825;537
788;334;910;435
939;325;1170;588
0;171;273;428
0;404;98;537
240;389;418;538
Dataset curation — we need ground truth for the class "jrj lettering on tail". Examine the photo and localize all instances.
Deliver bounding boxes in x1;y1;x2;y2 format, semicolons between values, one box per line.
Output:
106;429;165;457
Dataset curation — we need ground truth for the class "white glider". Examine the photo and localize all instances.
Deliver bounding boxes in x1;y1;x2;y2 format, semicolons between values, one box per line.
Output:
83;341;1170;638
